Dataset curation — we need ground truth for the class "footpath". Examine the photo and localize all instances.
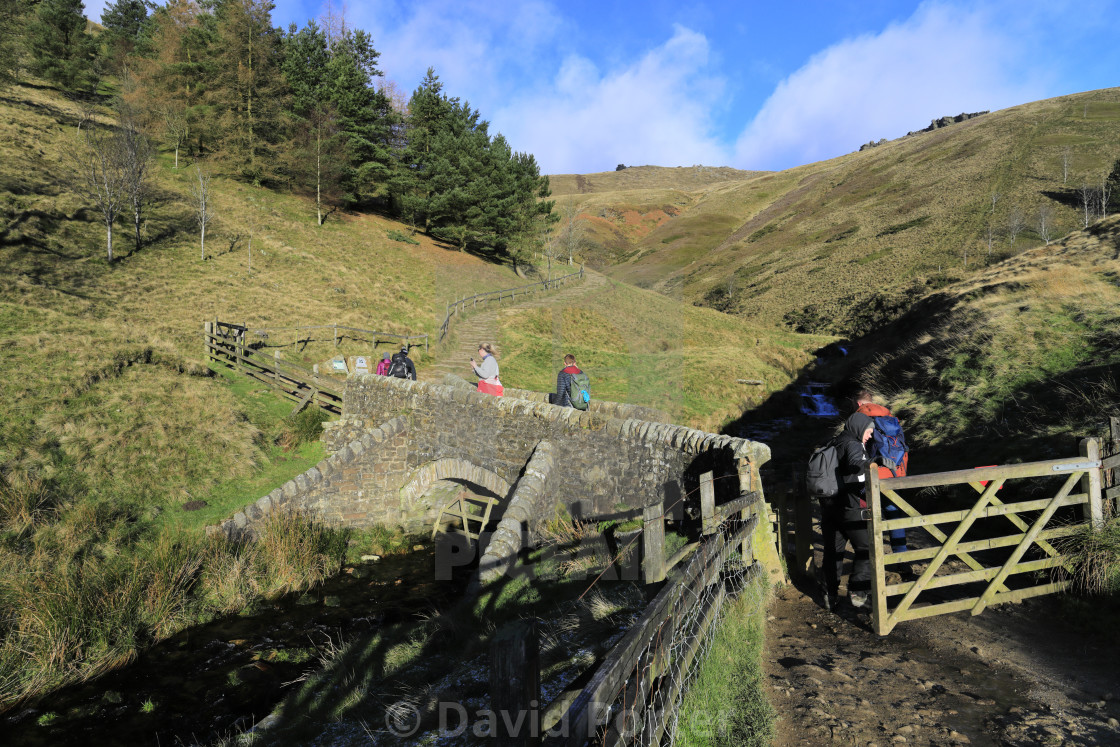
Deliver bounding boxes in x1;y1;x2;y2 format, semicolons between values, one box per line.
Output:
420;267;608;383
763;509;1120;746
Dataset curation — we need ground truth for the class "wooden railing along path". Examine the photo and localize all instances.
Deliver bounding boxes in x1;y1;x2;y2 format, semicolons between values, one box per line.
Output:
439;266;584;342
488;480;766;745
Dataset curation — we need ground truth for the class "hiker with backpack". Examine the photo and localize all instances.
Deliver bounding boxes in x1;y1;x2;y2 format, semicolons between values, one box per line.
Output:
376;353;392;376
854;389;912;562
471;342;503;396
550;354;590;410
388;346;416;380
806;412;878;611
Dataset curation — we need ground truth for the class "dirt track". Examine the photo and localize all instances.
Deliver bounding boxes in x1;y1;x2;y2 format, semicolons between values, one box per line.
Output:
764;576;1120;745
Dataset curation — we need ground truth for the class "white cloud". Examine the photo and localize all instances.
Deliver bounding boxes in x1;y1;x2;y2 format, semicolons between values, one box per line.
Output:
732;1;1049;171
494;24;731;174
339;0;564;114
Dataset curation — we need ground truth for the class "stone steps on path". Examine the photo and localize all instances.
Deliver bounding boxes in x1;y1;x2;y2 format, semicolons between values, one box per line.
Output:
418;269;608;383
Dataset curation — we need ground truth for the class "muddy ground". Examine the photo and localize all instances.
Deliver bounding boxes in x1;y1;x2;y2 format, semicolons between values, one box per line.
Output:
764;571;1120;746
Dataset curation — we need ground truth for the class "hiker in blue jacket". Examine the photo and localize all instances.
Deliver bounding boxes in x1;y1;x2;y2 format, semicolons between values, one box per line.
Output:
820;412;875;611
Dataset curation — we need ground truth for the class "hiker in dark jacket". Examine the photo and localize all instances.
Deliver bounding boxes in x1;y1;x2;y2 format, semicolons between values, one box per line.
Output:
551;354;582;407
820;412;875;611
388;346;416;380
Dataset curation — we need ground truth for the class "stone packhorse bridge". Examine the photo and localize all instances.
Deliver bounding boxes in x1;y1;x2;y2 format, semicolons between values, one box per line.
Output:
214;374;778;578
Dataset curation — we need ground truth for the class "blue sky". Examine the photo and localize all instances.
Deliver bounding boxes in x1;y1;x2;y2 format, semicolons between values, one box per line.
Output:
86;0;1120;174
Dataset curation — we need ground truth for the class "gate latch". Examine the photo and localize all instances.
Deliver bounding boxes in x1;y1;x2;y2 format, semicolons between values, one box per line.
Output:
1052;461;1100;472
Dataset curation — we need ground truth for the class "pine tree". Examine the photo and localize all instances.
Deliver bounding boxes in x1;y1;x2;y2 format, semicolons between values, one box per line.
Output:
426;102;490;251
211;0;287;183
393;68;454;231
126;0;215;159
0;0;24;89
282;21;342;223
27;0;99;91
327;29;395;206
101;0;150;71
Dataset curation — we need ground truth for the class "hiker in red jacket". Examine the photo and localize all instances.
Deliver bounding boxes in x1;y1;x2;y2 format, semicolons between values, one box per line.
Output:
551;354;582;407
854;389;912;565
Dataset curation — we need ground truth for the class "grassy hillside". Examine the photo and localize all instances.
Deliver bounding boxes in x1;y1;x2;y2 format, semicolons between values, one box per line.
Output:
0;80;825;705
496;276;828;432
555;89;1120;334
850;216;1120;465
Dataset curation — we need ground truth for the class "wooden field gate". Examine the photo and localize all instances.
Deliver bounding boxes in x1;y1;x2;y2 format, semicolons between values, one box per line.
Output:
867;436;1116;635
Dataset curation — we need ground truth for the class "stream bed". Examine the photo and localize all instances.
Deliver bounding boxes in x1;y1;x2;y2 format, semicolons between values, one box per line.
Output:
5;549;456;746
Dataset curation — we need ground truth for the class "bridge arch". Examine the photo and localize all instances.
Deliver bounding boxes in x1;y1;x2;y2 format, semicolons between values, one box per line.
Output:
400;458;513;537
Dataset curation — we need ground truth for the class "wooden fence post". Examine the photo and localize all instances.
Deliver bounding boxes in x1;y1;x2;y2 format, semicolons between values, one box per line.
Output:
273;350;280;386
333;325;337;347
700;471;715;535
1081;437;1104;529
867;465;889;636
490;620;540;746
643;501;665;583
793;482;813;576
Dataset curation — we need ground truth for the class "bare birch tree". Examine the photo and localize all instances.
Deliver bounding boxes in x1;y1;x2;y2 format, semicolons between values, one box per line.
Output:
1061;146;1072;184
558;195;587;266
986;220;995;262
1099;174;1111;219
190;165;215;260
990;190;1000;214
163;106;188;170
1080;182;1094;228
1006;206;1025;251
1037;203;1054;245
119;116;153;250
70;124;127;262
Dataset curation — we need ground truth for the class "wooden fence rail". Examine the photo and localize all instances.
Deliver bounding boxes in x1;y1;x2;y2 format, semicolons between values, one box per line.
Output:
439;266;584;342
867;437;1105;635
487;483;766;746
229;321;428;354
205;321;343;415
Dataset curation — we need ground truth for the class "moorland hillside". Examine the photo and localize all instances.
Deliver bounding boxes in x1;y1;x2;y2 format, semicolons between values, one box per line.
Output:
553;88;1120;336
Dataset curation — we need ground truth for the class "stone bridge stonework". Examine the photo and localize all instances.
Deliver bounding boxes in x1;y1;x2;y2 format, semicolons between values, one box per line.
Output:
214;374;776;576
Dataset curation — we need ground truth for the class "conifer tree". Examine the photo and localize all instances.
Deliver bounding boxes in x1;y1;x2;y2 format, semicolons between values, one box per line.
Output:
394;68;454;231
101;0;150;71
426;102;489;251
211;0;287;183
126;0;215;158
282;21;342;223
0;0;24;89
27;0;99;91
327;29;395;205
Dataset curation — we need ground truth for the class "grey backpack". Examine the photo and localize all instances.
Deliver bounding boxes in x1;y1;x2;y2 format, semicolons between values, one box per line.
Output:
806;443;841;498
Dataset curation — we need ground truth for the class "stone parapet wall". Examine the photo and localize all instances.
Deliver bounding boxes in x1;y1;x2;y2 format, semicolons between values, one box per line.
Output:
211;416;411;539
438;374;670;424
479;441;554;584
337;374;769;523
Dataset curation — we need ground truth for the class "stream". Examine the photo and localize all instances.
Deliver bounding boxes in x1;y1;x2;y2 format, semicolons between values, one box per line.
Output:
5;549;456;746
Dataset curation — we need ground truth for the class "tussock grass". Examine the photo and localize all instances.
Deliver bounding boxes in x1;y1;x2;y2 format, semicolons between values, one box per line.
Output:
1058;517;1120;596
676;576;774;747
0;78;530;706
